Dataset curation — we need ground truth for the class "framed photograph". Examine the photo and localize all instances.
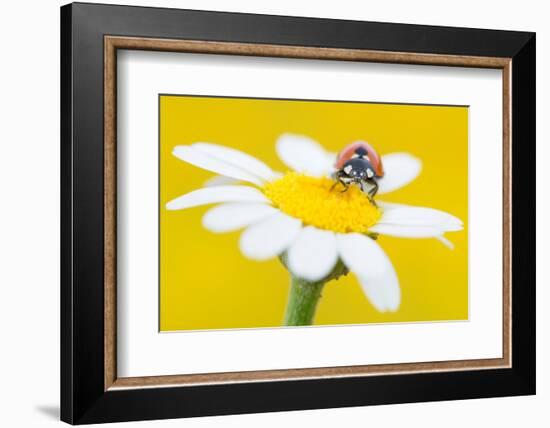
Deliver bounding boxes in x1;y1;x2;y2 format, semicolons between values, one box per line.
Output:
61;2;535;424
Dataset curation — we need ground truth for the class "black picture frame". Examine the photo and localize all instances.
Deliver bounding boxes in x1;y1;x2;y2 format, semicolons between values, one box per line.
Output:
61;2;535;424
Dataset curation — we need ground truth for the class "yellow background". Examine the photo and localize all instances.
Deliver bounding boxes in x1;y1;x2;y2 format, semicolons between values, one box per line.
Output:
160;95;468;331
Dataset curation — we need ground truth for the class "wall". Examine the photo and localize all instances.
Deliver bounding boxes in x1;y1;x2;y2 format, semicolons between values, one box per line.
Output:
0;0;545;426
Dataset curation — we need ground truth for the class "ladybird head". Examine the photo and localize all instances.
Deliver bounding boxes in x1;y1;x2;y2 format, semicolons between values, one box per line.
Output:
342;158;375;181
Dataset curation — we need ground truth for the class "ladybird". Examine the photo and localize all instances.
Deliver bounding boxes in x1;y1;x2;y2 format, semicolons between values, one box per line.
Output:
331;141;384;199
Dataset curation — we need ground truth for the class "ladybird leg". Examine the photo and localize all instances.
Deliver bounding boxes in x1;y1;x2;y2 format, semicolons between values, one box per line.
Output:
330;177;344;191
331;172;348;192
330;171;340;191
367;181;379;206
371;180;379;197
334;176;349;193
366;193;377;206
340;179;350;193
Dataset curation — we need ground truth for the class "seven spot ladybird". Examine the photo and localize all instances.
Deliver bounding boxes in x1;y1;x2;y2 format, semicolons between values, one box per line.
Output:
331;141;384;200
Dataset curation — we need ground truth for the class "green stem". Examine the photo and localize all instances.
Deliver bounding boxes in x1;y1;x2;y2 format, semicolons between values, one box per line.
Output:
283;276;325;326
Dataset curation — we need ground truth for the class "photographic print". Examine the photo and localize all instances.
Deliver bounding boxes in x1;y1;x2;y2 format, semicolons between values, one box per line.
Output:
160;95;468;331
62;6;535;422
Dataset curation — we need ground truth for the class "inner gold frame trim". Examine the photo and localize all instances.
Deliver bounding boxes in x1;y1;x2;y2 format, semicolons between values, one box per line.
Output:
104;36;512;391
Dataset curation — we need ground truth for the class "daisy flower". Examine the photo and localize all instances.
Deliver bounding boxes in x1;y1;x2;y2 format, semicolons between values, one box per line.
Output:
166;134;463;325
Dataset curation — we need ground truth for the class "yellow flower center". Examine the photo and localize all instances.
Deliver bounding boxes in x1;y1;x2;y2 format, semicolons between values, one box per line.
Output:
264;172;381;233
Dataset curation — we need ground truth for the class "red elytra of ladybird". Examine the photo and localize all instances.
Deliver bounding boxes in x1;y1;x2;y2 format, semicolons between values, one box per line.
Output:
335;141;384;177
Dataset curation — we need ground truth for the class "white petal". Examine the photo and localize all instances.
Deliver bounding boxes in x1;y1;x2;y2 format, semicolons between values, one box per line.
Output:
239;212;301;261
357;267;400;312
166;186;269;210
325;152;338;174
287;227;338;282
173;146;264;186
376;202;463;232
377;153;422;194
336;233;390;278
202;203;277;233
203;175;240;187
435;235;455;250
193;142;277;182
369;224;444;238
336;233;400;312
276;133;333;176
